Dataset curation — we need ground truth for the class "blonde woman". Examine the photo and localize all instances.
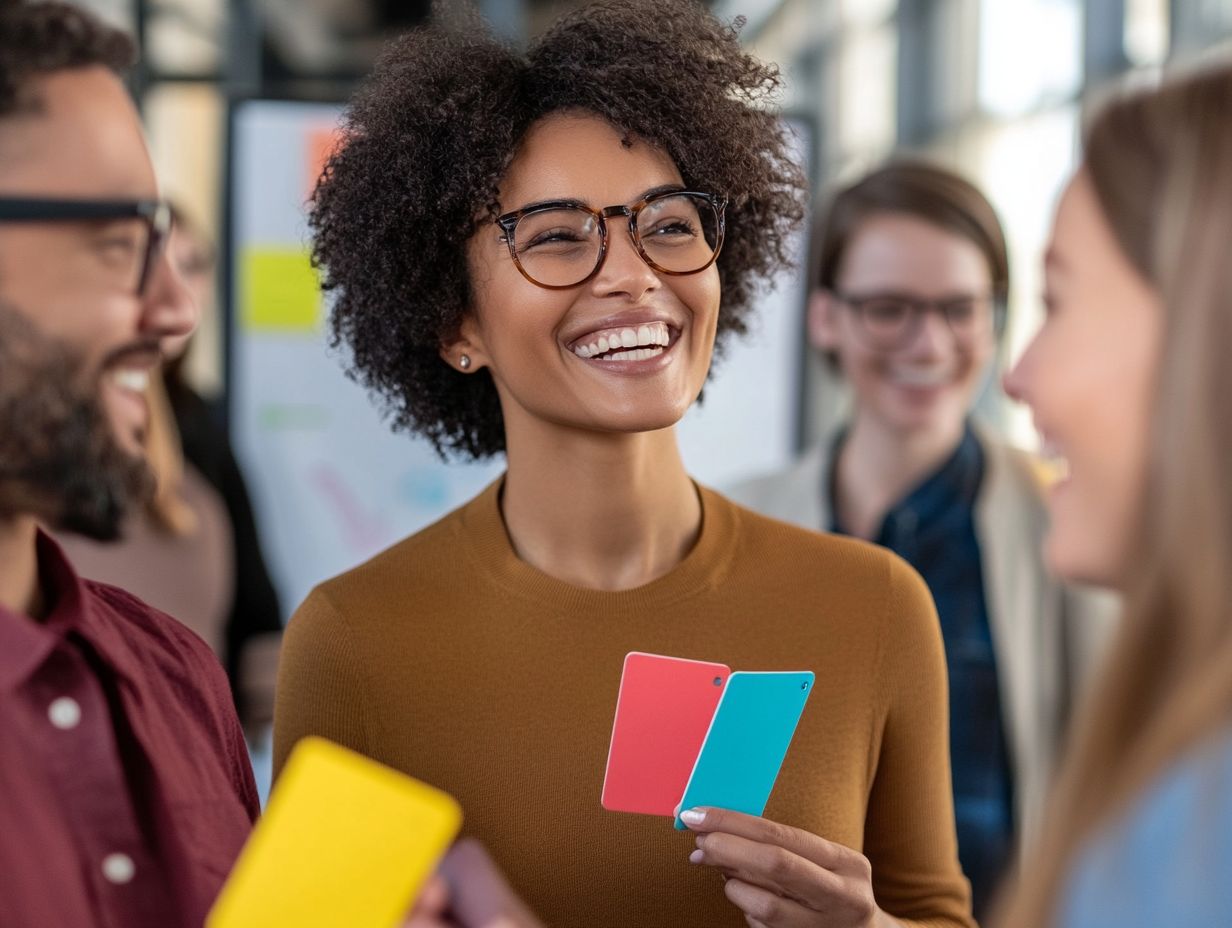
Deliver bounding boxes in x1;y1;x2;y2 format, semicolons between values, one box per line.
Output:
999;58;1232;926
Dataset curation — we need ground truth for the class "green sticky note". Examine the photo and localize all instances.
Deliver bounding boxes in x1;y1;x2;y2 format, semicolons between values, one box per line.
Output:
242;248;322;332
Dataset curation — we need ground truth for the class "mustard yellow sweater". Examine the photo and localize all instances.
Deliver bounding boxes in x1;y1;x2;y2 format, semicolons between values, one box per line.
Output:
274;480;973;928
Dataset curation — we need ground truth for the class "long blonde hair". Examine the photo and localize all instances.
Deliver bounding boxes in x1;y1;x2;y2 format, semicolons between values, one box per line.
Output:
143;372;198;537
999;57;1232;927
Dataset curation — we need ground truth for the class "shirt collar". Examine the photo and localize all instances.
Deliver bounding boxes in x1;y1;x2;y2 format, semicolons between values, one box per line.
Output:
828;421;984;537
0;530;145;691
892;422;984;527
0;530;87;692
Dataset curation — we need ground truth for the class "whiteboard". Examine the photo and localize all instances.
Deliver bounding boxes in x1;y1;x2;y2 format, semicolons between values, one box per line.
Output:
227;100;810;612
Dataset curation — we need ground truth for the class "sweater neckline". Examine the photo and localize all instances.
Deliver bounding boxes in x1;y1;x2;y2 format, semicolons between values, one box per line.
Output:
457;476;739;615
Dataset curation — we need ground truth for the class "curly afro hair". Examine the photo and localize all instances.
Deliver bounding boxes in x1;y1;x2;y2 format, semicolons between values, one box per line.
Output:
0;0;135;119
311;0;808;460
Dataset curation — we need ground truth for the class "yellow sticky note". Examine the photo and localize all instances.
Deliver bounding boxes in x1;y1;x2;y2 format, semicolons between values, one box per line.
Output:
242;248;322;332
207;737;462;928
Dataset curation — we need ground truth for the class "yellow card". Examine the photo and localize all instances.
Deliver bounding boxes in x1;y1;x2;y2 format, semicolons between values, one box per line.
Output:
207;737;462;928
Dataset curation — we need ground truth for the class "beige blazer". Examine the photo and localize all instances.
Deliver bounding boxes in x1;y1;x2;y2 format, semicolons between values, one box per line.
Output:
725;430;1118;853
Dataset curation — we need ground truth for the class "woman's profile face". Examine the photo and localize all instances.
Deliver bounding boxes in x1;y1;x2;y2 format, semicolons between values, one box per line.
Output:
1004;170;1161;588
457;112;721;446
811;213;998;438
164;223;214;362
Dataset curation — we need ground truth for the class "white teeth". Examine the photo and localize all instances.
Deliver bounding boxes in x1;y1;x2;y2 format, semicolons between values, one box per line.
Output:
891;366;953;387
571;322;672;359
111;369;150;392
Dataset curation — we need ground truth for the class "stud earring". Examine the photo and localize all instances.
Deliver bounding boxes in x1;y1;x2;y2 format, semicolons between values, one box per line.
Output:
459;354;472;370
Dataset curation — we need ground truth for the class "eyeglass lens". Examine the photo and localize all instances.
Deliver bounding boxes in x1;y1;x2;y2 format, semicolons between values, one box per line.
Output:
81;217;156;295
853;296;993;348
510;193;721;288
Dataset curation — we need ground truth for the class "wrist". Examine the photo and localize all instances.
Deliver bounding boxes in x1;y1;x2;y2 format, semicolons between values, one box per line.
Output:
871;908;903;928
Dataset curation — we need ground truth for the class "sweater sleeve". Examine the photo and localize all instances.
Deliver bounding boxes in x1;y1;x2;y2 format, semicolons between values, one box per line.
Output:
863;556;976;928
272;586;372;782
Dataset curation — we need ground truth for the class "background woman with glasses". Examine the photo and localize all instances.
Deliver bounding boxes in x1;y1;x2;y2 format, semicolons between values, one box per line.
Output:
730;162;1117;921
274;3;973;926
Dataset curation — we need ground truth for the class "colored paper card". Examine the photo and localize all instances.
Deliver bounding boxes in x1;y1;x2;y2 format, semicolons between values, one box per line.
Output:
241;247;321;332
207;736;462;928
601;652;730;816
675;671;814;829
307;126;343;201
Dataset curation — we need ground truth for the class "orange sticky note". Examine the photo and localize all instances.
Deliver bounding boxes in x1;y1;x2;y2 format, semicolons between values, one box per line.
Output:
307;126;343;201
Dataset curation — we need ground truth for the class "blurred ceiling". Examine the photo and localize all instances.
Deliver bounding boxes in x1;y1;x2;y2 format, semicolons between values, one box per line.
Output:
83;0;732;93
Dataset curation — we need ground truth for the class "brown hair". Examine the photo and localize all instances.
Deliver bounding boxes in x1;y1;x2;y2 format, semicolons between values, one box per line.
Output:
815;160;1010;305
998;58;1232;927
0;0;134;119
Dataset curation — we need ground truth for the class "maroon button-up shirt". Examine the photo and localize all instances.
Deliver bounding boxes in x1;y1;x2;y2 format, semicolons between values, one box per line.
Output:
0;532;259;928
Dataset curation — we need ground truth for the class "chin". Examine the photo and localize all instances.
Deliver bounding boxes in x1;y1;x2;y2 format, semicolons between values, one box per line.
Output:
883;406;958;436
115;433;147;459
103;411;147;455
607;412;685;434
1044;531;1118;589
596;397;694;434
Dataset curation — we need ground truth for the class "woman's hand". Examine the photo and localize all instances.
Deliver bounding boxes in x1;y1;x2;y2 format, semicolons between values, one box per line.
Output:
402;838;544;928
402;871;453;928
681;807;900;928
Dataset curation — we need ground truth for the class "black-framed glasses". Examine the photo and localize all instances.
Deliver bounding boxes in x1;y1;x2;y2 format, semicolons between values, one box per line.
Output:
495;189;727;290
833;290;1003;351
0;197;173;295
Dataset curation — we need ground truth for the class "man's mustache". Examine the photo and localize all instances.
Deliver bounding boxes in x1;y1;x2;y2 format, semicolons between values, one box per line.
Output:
98;339;163;375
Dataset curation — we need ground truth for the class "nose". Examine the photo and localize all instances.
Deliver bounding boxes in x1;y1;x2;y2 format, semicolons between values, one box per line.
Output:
139;243;197;343
588;218;660;302
1003;329;1041;404
1003;351;1027;403
901;305;951;357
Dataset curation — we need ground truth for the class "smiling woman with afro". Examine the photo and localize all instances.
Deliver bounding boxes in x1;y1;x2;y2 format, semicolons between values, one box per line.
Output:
310;0;806;459
275;3;975;927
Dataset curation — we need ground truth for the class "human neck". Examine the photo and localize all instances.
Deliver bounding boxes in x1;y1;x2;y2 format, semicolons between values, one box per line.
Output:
0;515;45;620
501;425;700;591
833;412;967;541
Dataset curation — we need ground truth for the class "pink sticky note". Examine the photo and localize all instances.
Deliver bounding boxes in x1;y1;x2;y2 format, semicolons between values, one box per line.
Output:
601;652;730;816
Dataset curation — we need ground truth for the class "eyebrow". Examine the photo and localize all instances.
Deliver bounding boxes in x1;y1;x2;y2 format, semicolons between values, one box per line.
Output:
507;183;686;214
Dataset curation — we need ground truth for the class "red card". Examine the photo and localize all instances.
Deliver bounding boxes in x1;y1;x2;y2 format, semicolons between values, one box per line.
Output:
601;652;730;816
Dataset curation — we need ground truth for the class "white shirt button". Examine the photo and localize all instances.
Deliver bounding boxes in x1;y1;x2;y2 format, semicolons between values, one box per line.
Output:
47;696;82;730
101;853;135;885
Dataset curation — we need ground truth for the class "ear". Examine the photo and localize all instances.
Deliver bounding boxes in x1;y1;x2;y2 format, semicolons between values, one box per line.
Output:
439;313;490;373
807;289;841;353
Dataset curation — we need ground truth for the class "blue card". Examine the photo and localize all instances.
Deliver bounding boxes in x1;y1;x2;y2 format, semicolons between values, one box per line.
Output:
673;670;814;829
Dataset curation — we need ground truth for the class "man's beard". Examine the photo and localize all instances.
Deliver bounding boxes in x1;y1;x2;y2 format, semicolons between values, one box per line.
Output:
0;305;154;541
